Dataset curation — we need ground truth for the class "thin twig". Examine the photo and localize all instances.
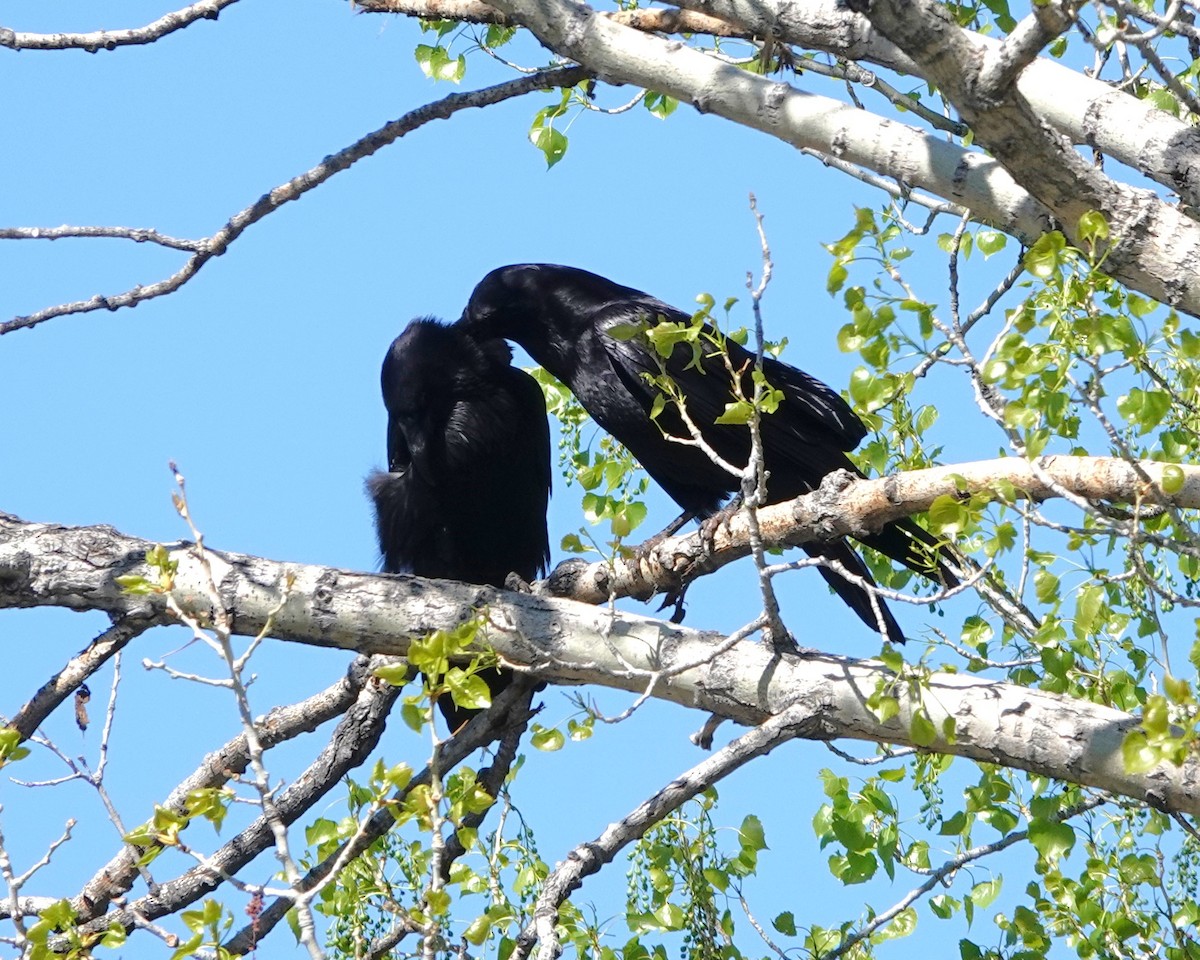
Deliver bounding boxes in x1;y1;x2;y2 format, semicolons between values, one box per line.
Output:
0;0;239;51
1;66;587;335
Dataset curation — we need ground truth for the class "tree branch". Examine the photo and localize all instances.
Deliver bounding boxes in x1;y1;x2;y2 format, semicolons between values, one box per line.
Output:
4;455;1200;817
0;0;239;52
473;0;1055;245
5;615;153;741
512;699;823;960
70;656;377;922
844;0;1200;314
0;65;587;336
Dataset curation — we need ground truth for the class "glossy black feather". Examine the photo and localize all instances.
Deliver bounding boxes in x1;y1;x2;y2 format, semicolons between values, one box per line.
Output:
459;264;957;644
368;317;551;728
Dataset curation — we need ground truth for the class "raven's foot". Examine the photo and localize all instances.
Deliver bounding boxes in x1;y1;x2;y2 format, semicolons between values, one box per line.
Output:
504;572;534;594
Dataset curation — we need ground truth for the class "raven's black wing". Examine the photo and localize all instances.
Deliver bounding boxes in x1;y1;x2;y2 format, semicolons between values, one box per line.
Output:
460;264;955;644
369;319;551;729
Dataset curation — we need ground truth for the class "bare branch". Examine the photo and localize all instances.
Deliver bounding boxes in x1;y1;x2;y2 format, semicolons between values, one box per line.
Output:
5;615;152;741
0;226;205;252
221;680;539;955
0;0;239;52
0;65;587;336
511;698;823;960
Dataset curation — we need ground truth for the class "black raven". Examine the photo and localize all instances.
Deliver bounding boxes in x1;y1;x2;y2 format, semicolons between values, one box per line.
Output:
367;317;551;729
458;263;957;643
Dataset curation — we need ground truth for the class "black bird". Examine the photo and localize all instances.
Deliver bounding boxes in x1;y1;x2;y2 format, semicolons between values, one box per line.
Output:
367;317;551;729
458;263;957;643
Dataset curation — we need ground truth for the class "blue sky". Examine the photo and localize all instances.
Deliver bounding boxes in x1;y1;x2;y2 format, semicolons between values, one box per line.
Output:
0;1;1037;956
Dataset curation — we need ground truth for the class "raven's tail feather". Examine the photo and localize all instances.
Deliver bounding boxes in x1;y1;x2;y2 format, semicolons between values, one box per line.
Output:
856;517;960;588
802;540;905;644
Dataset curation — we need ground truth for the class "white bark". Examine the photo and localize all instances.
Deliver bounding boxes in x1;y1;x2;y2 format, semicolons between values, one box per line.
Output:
677;0;1200;208
3;483;1198;816
474;0;1053;242
374;0;1200;313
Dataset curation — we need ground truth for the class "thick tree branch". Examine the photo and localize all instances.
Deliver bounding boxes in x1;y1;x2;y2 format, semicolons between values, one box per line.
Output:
62;658;402;943
4;454;1200;817
844;0;1200;313
0;0;239;52
70;656;377;922
367;0;1200;214
0;65;587;336
548;455;1200;603
474;0;1053;245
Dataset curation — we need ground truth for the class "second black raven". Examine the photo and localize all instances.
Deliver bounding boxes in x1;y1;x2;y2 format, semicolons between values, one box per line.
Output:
367;317;551;729
458;263;957;643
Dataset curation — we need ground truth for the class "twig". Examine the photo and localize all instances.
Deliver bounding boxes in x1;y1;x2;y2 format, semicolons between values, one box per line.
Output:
510;699;824;960
0;226;205;251
1;65;587;335
822;793;1110;960
0;0;239;52
6;615;152;741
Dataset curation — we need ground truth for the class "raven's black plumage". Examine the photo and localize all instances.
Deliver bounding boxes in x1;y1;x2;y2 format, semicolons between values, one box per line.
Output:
368;317;551;728
459;263;956;643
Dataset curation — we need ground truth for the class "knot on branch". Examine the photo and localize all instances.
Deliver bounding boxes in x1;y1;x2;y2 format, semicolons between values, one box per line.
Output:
803;469;862;539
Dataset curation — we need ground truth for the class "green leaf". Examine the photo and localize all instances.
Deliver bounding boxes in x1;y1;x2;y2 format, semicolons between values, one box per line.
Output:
531;724;565;751
1027;818;1075;860
530;123;568;168
1164;673;1191;703
484;23;516;47
715;400;754;425
1034;570;1060;605
875;906;917;941
927;494;968;535
976;229;1007;257
644;91;678;119
739;814;768;852
1077;210;1109;245
464;914;492;945
607;321;646;341
1024;231;1067;279
0;728;30;765
374;663;413;687
426;888;452;915
910;709;937;747
114;574;155;595
773;912;797;936
1161;464;1185;495
969;877;1002;909
446;669;492;711
414;44;465;83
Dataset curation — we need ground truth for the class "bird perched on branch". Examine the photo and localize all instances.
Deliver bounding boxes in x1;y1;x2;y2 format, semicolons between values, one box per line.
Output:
458;263;957;643
367;317;551;729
